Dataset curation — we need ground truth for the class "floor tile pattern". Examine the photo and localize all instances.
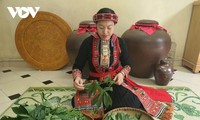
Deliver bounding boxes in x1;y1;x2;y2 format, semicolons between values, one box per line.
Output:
0;65;200;117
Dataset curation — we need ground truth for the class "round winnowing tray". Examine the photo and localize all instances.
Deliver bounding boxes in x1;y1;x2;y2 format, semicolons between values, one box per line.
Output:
15;11;72;70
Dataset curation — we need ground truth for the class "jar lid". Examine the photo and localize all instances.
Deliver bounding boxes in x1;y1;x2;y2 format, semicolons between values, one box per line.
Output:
136;19;159;25
80;20;96;25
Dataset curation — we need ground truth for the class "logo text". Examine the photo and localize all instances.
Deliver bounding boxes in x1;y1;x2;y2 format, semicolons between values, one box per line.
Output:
7;7;40;18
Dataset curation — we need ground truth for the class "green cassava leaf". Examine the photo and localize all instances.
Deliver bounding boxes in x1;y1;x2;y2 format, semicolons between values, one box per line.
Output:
104;86;113;92
29;104;47;119
48;96;61;104
53;106;67;114
42;100;52;108
12;105;28;115
116;112;124;119
110;113;115;120
105;112;142;120
1;92;88;120
84;75;114;109
87;82;97;97
0;116;18;120
91;94;100;106
24;105;36;114
83;82;91;90
103;92;112;108
103;94;109;108
95;92;104;108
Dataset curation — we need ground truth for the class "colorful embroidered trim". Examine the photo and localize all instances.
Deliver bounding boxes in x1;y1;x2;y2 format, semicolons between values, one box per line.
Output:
120;65;131;77
91;33;120;73
72;69;82;80
93;13;118;23
122;81;167;118
100;40;110;68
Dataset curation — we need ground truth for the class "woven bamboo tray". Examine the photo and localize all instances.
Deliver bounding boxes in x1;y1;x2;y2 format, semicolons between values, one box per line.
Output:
15;11;72;70
103;107;154;120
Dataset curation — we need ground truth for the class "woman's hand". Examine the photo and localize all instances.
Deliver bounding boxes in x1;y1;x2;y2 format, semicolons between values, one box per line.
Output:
113;72;124;85
73;77;84;91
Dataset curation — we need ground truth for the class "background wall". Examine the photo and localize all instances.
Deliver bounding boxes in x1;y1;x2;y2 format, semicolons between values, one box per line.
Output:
0;0;196;65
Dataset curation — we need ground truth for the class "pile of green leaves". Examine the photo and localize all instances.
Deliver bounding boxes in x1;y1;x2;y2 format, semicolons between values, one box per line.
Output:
0;93;88;120
104;112;142;120
84;75;115;109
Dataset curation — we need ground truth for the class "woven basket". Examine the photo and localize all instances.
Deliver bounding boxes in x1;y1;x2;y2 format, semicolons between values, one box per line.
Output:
15;11;72;70
103;107;154;120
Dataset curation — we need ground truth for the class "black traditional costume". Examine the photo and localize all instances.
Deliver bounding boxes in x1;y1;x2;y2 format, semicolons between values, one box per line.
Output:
72;9;173;120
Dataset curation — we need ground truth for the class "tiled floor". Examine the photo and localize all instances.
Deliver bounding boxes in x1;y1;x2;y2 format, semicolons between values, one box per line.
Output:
0;64;200;116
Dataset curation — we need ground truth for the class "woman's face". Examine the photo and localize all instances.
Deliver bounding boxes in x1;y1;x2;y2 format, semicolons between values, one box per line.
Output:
96;20;115;40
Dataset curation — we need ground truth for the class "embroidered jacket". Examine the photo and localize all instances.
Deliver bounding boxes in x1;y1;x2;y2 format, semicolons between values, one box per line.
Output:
72;33;131;80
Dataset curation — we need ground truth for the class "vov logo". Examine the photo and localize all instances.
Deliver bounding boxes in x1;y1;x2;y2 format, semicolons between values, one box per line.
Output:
7;7;40;18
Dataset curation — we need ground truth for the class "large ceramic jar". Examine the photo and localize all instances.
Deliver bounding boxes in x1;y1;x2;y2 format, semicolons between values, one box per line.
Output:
154;59;173;86
67;20;96;78
121;20;171;78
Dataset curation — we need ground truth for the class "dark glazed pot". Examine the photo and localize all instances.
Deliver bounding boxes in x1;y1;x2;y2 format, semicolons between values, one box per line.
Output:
154;60;173;86
67;20;96;78
121;20;171;78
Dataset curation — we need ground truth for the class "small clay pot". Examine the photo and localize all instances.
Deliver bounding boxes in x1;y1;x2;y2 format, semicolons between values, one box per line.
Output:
154;60;173;86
